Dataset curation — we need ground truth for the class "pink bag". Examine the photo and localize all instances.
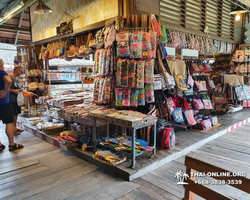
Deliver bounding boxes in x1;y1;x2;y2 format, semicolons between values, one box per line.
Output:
105;25;116;48
192;99;204;110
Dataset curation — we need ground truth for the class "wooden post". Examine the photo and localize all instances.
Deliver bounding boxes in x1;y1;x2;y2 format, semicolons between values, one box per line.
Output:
183;168;195;200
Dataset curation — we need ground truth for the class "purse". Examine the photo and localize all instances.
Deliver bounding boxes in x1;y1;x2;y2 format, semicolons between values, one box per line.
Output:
175;75;188;91
167;97;176;114
211;93;227;104
201;119;212;130
232;50;245;63
172;108;184;123
192;99;204;110
184;110;197;125
234;85;245;101
209;116;218;126
202;99;213;109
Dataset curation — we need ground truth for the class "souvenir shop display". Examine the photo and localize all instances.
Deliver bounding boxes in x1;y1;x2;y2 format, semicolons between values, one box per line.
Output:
25;12;250;170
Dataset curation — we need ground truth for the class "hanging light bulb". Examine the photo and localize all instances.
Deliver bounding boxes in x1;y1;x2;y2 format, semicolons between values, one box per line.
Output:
236;13;241;21
34;0;52;14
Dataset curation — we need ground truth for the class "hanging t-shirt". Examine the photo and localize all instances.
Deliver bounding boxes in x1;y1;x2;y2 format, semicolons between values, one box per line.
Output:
0;70;10;105
9;75;21;103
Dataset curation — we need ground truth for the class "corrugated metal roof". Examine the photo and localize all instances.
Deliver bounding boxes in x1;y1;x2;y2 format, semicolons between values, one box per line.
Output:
0;0;31;45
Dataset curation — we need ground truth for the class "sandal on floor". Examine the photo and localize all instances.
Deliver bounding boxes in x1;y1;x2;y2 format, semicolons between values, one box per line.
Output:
14;131;21;135
17;129;24;132
9;143;24;151
0;144;5;151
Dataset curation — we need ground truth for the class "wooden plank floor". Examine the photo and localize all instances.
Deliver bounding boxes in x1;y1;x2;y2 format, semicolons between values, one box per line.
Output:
118;123;250;200
1;121;250;200
0;124;139;200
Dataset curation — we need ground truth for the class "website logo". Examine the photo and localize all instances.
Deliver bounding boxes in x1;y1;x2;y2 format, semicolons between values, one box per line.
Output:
174;170;189;185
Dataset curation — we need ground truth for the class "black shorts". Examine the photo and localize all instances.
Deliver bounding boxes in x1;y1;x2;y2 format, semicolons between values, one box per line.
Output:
0;103;14;124
10;101;21;116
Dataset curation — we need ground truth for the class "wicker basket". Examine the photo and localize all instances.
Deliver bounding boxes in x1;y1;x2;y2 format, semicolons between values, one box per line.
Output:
43;127;64;135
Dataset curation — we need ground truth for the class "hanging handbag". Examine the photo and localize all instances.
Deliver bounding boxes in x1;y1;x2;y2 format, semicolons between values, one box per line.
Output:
201;119;212;130
245;49;250;62
189;61;201;73
192;99;204;110
105;25;116;48
232;50;245;63
202;99;213;109
184;110;197;125
209;116;218;126
175;75;188;91
172;108;184;123
234;85;246;101
211;93;227;104
179;32;186;49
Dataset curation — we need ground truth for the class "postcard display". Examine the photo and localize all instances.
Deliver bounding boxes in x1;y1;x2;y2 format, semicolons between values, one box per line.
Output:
93;30;157;107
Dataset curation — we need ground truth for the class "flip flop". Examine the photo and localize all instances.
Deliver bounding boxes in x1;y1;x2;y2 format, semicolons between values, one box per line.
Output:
9;143;24;151
14;131;21;135
0;144;5;151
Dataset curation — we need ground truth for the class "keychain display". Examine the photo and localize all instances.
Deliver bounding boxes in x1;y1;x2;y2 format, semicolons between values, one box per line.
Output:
145;59;154;84
142;32;151;59
146;84;155;103
128;60;136;88
138;89;145;106
149;31;157;58
122;89;131;106
116;59;129;87
131;89;139;107
115;88;123;106
116;32;130;58
130;32;142;58
137;60;145;88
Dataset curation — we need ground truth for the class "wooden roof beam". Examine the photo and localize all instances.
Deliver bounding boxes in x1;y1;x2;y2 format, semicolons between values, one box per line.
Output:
0;25;30;32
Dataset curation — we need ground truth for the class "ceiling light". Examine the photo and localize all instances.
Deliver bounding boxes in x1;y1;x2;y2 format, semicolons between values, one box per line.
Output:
1;1;24;21
229;6;247;15
34;0;52;14
236;14;241;21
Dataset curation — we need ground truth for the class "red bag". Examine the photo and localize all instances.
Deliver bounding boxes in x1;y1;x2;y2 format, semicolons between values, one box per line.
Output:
160;127;176;149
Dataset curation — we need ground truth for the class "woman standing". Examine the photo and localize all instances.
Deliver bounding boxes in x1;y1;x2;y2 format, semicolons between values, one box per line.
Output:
0;59;23;151
9;66;33;135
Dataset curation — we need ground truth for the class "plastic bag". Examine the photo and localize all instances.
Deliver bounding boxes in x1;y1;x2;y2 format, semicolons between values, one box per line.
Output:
17;92;24;106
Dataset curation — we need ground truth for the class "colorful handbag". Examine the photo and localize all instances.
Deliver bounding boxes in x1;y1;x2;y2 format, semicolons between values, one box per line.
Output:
202;99;213;109
243;85;250;100
172;108;184;123
234;85;246;101
232;50;245;63
160;127;176;149
167;97;176;114
245;49;250;62
211;94;227;104
201;119;212;130
206;78;215;90
209;116;218;126
184;110;197;125
175;75;188;91
189;62;201;73
192;99;204;110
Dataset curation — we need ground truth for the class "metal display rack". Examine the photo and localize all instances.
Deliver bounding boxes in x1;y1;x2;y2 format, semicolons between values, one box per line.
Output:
93;118;156;168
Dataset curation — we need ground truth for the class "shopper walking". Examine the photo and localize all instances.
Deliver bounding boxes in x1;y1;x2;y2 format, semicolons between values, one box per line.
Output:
0;59;23;151
9;66;33;135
